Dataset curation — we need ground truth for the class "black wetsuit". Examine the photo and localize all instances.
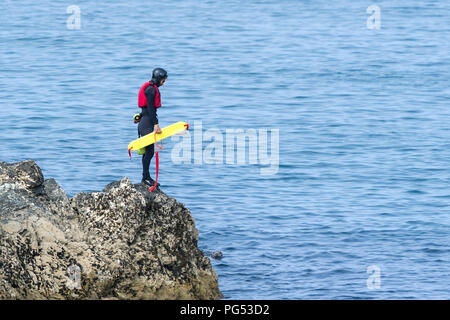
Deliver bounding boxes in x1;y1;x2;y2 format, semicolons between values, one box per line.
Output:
138;83;159;181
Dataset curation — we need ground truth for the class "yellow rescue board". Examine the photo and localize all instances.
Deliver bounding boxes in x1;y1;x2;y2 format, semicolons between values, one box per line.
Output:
128;121;188;152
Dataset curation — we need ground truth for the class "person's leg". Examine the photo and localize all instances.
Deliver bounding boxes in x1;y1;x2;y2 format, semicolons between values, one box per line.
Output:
142;143;155;181
139;120;155;181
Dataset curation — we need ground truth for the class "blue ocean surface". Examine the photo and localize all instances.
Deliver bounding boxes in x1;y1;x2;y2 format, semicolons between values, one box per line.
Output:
1;1;449;299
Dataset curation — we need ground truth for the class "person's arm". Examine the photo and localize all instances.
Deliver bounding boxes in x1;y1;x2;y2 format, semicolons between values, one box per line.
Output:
144;86;162;133
144;86;159;125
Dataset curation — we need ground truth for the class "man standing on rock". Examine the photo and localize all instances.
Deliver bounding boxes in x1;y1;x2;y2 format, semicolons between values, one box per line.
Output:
137;68;168;187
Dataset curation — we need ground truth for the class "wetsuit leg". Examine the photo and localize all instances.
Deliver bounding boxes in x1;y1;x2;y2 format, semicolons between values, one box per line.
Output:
142;143;155;180
138;119;155;181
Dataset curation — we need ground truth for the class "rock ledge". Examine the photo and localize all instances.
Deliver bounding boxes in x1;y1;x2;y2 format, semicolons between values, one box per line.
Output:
0;160;223;300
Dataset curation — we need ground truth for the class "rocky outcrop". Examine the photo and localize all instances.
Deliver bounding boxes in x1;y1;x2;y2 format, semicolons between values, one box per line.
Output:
0;160;222;300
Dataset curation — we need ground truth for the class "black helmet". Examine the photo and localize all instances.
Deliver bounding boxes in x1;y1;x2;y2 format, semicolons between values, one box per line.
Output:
151;67;168;86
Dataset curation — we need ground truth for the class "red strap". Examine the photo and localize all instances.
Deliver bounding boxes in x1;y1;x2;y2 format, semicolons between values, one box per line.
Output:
149;133;159;192
175;123;190;136
128;147;133;159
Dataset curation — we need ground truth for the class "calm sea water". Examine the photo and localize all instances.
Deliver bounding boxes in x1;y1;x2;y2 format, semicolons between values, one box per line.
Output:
1;1;449;299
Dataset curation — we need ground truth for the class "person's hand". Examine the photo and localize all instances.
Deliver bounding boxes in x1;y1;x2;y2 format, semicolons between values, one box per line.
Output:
155;125;162;134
